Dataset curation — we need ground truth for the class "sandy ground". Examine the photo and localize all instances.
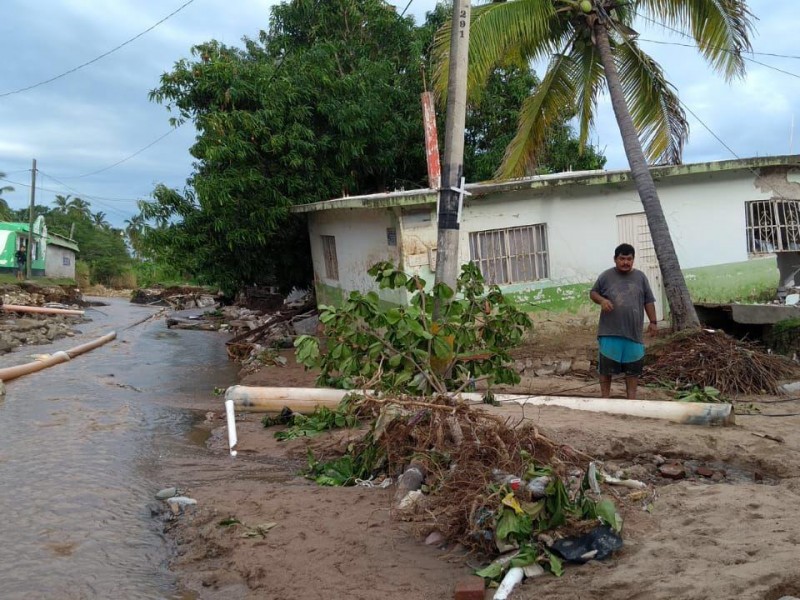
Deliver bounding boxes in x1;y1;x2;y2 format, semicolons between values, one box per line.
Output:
163;323;800;600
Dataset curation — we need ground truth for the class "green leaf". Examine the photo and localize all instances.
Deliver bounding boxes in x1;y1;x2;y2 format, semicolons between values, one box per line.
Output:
596;498;623;532
474;562;504;580
496;507;531;541
546;550;564;577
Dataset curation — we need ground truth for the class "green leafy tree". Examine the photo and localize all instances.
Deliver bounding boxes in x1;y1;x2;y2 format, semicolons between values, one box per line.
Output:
434;1;753;330
145;0;428;293
295;262;532;395
0;173;13;221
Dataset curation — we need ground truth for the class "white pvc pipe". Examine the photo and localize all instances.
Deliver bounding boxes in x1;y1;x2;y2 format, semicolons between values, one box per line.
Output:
0;331;116;382
494;566;524;600
2;304;84;316
225;399;238;457
223;386;735;426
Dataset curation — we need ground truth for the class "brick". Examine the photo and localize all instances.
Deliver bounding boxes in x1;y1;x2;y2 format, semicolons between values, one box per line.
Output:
454;575;485;600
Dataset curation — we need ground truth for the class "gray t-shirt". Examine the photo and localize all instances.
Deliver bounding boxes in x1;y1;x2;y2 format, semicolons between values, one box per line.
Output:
590;267;655;343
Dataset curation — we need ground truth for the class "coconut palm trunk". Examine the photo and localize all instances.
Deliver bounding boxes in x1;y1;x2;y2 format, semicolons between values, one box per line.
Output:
594;22;699;330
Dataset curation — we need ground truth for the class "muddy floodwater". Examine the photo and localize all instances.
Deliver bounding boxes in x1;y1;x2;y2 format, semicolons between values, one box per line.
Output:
0;298;239;599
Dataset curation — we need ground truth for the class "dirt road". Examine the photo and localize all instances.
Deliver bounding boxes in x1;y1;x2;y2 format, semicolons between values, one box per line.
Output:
164;332;800;600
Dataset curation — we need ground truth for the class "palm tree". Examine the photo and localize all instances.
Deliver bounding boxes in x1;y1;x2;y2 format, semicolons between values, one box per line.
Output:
0;173;13;221
434;1;753;330
92;211;109;229
67;197;92;218
53;194;72;213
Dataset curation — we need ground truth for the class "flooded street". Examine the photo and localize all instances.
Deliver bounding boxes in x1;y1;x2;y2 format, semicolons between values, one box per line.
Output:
0;298;239;599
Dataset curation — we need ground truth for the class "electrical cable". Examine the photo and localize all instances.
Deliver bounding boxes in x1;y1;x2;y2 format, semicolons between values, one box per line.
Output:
64;127;181;179
598;7;793;202
634;11;800;61
639;38;800;81
0;0;198;99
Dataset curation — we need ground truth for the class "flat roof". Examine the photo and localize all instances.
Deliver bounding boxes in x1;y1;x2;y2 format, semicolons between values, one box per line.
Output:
291;154;800;214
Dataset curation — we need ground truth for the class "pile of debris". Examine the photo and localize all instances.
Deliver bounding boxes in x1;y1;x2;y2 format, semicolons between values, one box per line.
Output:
0;284;86;354
130;285;220;310
643;329;798;395
270;393;639;585
224;297;317;374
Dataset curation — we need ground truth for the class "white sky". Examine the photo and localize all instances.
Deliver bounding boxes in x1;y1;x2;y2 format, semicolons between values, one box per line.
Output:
0;0;797;227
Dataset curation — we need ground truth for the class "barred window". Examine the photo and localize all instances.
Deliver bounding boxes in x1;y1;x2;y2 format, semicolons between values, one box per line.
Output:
469;224;549;285
746;200;800;254
321;235;339;280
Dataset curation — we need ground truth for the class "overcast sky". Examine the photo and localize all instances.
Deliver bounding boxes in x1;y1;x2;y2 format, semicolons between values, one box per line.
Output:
0;0;797;228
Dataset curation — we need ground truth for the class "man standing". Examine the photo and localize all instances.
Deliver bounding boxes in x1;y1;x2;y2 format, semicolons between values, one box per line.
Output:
589;243;658;400
14;244;26;281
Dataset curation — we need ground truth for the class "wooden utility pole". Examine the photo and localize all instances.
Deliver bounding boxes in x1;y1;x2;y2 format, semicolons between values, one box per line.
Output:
433;0;471;296
26;159;36;280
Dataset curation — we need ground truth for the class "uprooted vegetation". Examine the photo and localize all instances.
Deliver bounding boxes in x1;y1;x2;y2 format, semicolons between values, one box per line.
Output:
643;329;798;395
270;264;632;579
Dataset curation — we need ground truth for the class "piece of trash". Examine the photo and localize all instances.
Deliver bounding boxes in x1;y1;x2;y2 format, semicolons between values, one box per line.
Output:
587;462;602;495
241;522;278;538
522;563;545;578
166;496;197;508
551;525;623;564
397;490;423;511
525;476;551;498
355;477;392;488
751;432;785;443
493;566;524;600
601;470;647;489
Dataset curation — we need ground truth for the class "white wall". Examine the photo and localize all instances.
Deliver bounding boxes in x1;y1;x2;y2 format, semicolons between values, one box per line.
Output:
306;168;779;301
308;208;405;303
459;169;770;285
45;245;76;279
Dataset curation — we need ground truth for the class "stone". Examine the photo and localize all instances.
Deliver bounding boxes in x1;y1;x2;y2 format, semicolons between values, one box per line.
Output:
753;471;764;483
453;575;484;600
572;359;592;372
658;463;686;480
555;359;573;375
534;365;556;377
156;487;178;500
652;454;667;466
695;466;714;478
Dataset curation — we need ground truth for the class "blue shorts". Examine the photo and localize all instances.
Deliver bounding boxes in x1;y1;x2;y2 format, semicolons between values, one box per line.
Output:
598;336;645;376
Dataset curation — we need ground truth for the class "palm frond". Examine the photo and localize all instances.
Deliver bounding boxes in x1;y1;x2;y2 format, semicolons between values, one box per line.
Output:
432;0;566;102
615;38;688;165
635;0;754;80
496;51;578;179
569;40;605;152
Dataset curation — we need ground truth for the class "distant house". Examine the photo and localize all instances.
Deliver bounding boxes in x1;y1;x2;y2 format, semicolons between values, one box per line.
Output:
45;233;78;279
0;216;48;276
292;155;800;319
0;216;79;279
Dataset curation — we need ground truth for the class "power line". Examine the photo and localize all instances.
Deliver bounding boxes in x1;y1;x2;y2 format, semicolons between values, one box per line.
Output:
634;11;800;60
0;0;197;99
600;8;790;200
37;171;135;219
64;127;181;179
640;38;800;81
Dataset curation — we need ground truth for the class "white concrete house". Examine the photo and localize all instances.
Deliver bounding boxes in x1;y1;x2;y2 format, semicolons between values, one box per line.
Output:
45;233;79;279
292;155;800;319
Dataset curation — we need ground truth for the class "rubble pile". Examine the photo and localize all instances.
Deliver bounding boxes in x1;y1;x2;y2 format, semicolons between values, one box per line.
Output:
0;283;86;354
130;286;220;310
224;295;317;375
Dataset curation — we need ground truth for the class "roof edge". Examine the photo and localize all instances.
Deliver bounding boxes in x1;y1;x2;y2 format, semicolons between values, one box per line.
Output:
290;154;800;214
